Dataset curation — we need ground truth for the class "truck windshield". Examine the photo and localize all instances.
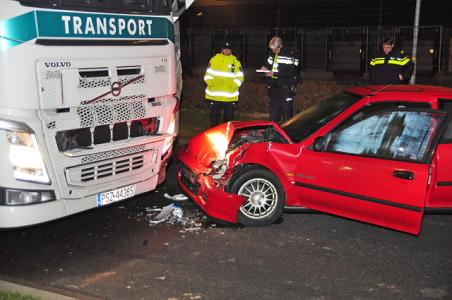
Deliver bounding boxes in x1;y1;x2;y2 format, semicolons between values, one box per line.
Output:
280;92;362;142
18;0;174;15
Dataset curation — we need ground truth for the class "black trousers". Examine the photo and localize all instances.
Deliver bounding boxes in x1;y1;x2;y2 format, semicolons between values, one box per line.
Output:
209;100;236;127
268;86;294;123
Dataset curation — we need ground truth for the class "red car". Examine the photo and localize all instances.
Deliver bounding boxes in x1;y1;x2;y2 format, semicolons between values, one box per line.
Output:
178;85;452;235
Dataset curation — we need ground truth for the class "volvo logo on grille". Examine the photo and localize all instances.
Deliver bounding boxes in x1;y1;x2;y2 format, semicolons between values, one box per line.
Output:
111;82;122;97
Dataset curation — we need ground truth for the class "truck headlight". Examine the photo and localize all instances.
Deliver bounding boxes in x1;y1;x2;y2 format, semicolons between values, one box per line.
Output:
7;131;50;184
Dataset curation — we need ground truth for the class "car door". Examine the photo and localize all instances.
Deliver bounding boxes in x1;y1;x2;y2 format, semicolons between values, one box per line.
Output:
428;99;452;208
295;108;445;234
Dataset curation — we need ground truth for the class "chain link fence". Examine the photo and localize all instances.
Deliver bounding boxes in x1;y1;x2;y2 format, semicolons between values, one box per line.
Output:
181;26;451;77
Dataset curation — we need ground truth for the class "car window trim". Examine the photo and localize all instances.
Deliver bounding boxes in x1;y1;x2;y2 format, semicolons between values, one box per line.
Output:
437;99;452;144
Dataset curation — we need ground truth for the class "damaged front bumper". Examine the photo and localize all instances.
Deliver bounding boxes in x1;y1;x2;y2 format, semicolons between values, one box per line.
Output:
177;161;245;224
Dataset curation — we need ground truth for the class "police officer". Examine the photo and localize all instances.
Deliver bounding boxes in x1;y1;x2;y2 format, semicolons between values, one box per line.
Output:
260;36;299;123
204;42;244;127
369;37;414;85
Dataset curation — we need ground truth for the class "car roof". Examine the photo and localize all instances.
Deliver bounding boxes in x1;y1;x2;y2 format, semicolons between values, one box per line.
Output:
348;85;452;100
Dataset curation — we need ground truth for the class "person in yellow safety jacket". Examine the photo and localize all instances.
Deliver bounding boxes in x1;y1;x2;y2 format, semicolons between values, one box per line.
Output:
369;37;414;85
204;42;244;127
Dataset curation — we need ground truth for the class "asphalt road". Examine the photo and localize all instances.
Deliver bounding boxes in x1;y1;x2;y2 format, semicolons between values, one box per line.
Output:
1;158;452;300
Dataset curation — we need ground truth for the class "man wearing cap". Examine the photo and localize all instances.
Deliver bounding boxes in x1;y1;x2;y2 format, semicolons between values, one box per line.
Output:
260;36;299;123
369;37;414;85
204;42;244;127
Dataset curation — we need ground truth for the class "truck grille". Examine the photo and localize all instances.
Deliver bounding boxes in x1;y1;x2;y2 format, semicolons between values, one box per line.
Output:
81;155;144;182
55;117;160;152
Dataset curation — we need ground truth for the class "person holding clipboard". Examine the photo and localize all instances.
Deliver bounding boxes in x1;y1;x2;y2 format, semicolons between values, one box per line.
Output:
259;36;299;123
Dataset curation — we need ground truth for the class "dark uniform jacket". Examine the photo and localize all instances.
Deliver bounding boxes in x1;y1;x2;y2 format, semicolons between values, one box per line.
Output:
369;49;414;85
265;48;300;88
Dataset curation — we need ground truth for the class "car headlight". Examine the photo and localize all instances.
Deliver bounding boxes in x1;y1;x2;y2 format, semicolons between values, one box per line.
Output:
206;132;228;160
7;131;50;184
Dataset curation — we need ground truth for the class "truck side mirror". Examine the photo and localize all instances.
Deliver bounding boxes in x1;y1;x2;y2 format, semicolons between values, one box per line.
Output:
313;136;326;152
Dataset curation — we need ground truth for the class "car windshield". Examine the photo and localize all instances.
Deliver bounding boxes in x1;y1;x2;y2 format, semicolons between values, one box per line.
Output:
280;92;362;142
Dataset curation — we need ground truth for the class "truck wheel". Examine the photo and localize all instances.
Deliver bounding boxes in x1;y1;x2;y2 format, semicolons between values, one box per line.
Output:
229;168;285;226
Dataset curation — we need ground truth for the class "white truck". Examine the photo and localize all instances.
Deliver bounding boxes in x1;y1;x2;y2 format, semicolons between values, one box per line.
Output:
0;0;193;228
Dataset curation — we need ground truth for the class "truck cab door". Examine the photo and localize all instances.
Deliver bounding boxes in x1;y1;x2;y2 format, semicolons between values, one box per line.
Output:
295;108;445;234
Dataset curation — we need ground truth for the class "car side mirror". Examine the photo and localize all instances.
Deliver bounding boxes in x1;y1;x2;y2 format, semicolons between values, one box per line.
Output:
312;136;326;152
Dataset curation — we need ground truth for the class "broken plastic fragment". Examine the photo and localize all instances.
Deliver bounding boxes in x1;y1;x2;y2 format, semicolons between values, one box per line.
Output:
154;203;183;222
163;193;188;201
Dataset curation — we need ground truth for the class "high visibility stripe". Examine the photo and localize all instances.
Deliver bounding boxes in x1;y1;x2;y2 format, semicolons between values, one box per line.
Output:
205;89;239;98
272;54;279;78
388;58;411;66
277;58;295;65
370;60;385;66
235;71;244;77
294;59;299;66
233;79;242;87
370;56;410;66
204;75;214;80
206;68;235;78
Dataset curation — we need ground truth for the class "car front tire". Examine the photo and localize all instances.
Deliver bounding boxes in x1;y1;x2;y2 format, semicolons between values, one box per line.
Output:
229;168;285;226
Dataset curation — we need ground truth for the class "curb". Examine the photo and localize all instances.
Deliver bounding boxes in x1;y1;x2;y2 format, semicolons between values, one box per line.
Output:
0;279;101;300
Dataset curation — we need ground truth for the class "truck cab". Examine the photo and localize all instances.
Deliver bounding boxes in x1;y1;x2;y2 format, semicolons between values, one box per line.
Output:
0;0;193;227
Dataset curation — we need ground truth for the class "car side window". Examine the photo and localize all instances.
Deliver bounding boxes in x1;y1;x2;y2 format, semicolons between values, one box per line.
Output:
325;110;443;162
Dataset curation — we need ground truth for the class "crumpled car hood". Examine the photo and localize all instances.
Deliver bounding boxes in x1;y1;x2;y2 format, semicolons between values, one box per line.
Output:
179;121;290;173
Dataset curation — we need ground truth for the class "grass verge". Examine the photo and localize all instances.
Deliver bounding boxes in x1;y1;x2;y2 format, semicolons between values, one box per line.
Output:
0;291;39;300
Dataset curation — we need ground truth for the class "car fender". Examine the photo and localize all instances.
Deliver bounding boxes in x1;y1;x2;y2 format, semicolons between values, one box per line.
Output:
232;142;302;205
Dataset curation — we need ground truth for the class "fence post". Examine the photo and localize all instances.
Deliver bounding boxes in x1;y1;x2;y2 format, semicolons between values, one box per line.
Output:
325;28;329;70
301;28;305;71
365;27;369;74
438;26;443;74
188;28;193;73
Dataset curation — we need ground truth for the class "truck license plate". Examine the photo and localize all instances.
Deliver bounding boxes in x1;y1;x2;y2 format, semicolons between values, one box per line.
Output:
97;185;136;207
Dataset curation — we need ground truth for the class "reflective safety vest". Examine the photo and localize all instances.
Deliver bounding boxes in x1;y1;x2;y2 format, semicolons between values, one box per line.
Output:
204;53;244;102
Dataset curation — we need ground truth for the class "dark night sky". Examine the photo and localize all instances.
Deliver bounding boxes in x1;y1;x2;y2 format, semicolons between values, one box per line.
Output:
182;0;452;28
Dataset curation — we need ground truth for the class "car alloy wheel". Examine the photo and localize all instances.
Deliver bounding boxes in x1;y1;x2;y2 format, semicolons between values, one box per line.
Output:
238;178;278;219
229;167;285;226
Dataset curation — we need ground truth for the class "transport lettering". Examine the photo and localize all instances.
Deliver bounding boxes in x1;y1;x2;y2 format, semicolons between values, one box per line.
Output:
61;15;153;36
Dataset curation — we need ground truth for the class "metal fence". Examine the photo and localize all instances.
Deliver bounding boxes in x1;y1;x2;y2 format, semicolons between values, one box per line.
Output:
181;26;452;76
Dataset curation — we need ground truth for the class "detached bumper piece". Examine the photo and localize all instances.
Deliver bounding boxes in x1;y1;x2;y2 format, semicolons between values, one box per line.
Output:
177;162;245;224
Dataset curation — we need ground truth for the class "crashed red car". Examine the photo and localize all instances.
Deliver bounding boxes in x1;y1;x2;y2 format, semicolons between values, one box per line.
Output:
178;85;452;235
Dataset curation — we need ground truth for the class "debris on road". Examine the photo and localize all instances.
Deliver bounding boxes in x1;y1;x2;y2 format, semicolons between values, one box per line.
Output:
164;193;189;201
152;203;183;222
141;203;214;233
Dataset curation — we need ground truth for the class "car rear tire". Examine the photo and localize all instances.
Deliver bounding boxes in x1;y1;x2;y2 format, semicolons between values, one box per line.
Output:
229;168;285;226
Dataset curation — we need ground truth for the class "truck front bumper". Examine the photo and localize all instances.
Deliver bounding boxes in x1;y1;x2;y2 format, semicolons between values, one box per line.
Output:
0;173;159;228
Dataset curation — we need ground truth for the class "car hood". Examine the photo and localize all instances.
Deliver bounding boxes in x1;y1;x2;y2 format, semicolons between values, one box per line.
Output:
178;121;290;173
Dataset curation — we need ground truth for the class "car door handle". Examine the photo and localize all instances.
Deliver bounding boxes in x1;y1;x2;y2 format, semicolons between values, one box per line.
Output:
393;170;414;180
